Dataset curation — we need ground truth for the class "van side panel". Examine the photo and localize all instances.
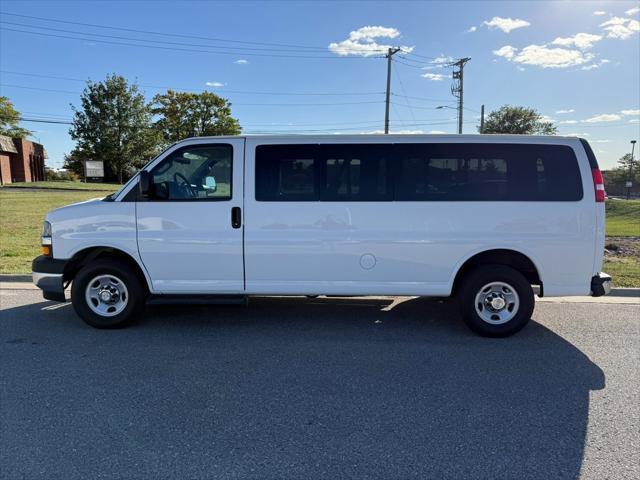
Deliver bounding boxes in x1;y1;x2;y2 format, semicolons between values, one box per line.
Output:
46;199;153;288
243;137;595;297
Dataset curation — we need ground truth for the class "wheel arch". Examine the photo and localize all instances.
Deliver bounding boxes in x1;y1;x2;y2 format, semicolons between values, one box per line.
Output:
63;246;151;293
451;248;543;297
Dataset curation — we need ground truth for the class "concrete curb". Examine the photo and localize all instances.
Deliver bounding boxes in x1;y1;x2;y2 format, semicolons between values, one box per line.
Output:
0;275;31;283
1;277;638;304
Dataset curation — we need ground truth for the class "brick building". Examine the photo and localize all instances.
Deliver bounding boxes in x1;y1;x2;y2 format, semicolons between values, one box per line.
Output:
0;135;47;185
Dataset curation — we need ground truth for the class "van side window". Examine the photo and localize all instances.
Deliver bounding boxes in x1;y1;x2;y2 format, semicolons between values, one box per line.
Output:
255;145;318;201
255;143;582;202
149;145;232;201
395;144;582;201
321;145;392;201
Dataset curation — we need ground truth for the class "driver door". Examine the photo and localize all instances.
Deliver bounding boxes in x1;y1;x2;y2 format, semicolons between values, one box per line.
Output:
136;140;244;293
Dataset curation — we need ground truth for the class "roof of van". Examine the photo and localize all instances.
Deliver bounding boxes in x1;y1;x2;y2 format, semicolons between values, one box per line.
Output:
175;134;585;142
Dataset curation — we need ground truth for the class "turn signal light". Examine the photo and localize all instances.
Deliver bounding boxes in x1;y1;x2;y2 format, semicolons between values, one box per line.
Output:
41;245;52;256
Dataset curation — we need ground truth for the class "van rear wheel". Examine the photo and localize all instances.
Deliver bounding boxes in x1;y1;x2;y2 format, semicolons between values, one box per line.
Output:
458;265;534;337
71;259;146;329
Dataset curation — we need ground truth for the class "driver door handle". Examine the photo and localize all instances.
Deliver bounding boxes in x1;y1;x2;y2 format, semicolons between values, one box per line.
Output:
231;207;242;229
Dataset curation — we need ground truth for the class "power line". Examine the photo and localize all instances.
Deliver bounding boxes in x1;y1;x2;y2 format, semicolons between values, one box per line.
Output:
19;117;471;131
1;20;369;56
1;26;377;59
0;84;383;106
393;65;416;124
0;12;337;51
0;70;385;97
390;93;453;103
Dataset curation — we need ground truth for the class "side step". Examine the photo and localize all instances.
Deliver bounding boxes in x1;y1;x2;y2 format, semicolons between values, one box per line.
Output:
146;294;248;306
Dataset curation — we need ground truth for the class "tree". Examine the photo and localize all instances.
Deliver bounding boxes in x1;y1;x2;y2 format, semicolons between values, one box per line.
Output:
151;90;241;144
69;74;159;183
0;96;31;138
616;153;639;182
480;105;557;135
62;148;91;178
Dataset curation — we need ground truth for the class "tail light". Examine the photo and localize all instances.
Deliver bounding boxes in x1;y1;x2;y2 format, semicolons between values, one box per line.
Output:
592;168;606;203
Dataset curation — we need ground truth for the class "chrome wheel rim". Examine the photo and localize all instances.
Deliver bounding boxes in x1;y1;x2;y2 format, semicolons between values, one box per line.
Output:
85;274;129;317
474;281;520;325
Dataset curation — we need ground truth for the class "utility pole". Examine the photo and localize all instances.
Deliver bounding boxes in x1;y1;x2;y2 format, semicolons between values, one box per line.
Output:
449;57;470;134
480;104;485;134
384;47;401;134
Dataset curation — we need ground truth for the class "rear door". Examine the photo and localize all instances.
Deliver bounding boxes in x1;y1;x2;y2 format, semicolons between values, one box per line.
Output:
136;139;245;293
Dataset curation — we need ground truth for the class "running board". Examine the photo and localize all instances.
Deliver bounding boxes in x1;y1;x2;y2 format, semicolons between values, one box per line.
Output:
146;294;248;306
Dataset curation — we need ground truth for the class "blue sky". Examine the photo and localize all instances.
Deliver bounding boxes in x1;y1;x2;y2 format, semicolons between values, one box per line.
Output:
1;0;638;169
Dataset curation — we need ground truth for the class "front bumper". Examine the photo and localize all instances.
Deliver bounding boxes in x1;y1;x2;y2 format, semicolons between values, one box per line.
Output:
590;272;612;297
32;256;68;302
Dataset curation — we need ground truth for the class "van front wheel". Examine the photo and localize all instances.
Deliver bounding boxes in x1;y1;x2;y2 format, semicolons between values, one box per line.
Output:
71;259;146;329
459;265;534;337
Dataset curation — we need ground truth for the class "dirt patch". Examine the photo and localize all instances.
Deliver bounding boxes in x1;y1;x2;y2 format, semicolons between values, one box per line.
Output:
604;236;640;260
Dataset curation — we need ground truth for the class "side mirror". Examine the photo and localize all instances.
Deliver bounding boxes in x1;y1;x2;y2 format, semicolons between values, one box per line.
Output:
139;171;151;199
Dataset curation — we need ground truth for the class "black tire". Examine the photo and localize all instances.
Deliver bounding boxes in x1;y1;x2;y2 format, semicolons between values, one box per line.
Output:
458;265;534;337
71;258;146;329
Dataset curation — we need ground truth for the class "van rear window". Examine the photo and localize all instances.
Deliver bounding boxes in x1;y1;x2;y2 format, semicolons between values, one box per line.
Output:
255;143;583;202
394;144;583;201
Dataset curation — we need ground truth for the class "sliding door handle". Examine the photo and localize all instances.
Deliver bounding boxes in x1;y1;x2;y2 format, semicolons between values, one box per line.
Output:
231;207;242;229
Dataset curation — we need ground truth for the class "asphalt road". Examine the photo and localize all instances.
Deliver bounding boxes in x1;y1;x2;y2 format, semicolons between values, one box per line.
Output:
1;289;638;480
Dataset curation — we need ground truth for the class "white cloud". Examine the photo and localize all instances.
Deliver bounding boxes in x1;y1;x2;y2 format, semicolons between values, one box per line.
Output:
556;109;575;114
467;26;477;33
483;16;531;33
328;25;413;56
626;7;640;16
583;113;622;123
620;109;640;115
421;73;446;81
565;132;590;137
630;119;640;123
432;55;454;64
581;58;610;70
421;55;455;69
600;17;640;39
512;44;594;68
205;81;224;87
558;120;578;124
234;59;248;64
593;11;607;16
493;45;517;59
429;130;448;134
551;32;602;49
592;139;611;143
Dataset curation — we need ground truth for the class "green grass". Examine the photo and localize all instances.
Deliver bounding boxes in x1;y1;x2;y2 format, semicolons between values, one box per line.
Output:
606;199;640;237
1;190;639;287
2;180;122;191
604;258;640;288
0;189;115;274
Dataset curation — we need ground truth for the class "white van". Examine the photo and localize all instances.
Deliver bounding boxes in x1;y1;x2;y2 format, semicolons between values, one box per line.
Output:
32;135;611;336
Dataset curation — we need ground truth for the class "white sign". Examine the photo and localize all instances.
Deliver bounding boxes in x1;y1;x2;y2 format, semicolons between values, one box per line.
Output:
625;181;633;188
84;160;104;178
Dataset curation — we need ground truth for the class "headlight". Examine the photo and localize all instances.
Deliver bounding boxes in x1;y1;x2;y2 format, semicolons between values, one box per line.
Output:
41;221;52;256
42;221;52;238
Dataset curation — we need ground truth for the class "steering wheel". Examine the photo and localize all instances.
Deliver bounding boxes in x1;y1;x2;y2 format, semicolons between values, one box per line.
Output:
173;172;196;199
